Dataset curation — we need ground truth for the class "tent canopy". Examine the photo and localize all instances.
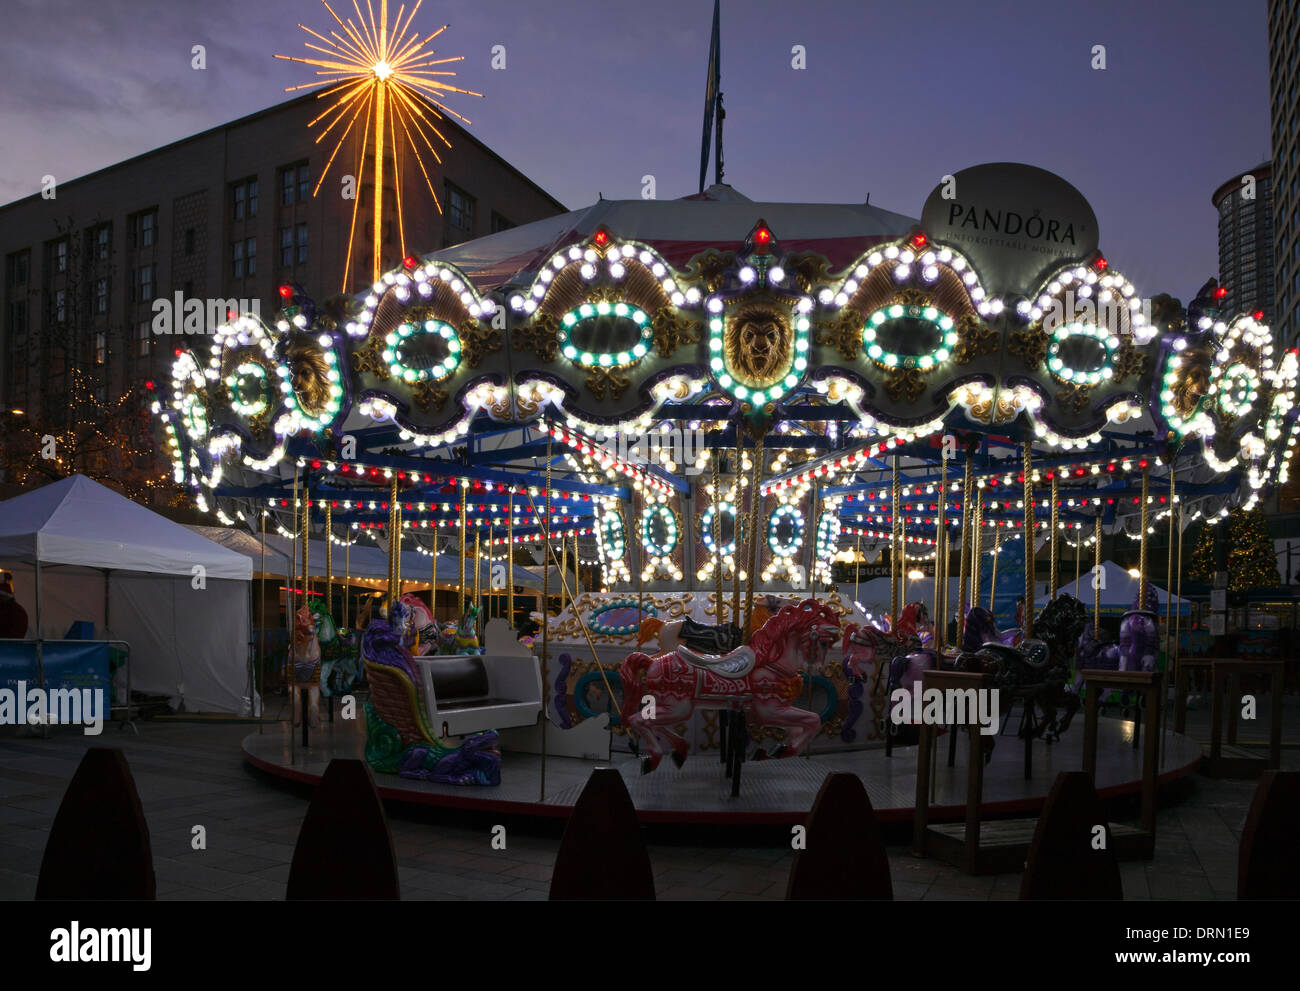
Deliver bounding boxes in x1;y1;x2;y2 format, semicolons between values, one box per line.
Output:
429;184;918;291
0;475;251;580
1058;560;1189;609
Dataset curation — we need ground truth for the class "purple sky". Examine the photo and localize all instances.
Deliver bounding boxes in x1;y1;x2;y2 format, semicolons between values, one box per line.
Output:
0;0;1271;302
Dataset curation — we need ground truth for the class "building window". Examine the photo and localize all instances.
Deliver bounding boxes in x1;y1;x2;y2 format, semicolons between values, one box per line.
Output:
95;331;106;365
232;238;256;278
232;178;259;219
54;239;68;273
490;212;514;234
96;225;110;260
95;278;108;314
133;264;154;304
53;288;66;323
297;223;308;263
6;250;30;286
137;321;150;357
8;300;27;335
279;226;293;267
130;210;156;249
446;182;474;232
280;163;310;205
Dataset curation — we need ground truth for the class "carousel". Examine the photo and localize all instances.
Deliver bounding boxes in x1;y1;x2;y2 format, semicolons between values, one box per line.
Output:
156;161;1297;824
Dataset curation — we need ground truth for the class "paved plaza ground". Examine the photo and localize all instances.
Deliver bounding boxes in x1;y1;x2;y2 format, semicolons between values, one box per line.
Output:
1;698;1296;901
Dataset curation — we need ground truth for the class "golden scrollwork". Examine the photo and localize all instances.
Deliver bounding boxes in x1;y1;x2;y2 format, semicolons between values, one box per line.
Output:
884;366;926;404
814;309;863;361
786;252;831;295
1112;342;1146;383
952;313;998;365
1056;381;1092;414
513;312;560;362
412;380;449;412
458;319;502;368
681;250;734;294
585;365;632;401
651;308;701;358
350;334;391;380
1009;326;1050;368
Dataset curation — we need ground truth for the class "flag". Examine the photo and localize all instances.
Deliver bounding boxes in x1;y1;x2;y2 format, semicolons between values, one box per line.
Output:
698;0;721;194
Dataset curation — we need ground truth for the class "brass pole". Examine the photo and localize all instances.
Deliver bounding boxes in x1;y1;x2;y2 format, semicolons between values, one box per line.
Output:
970;485;982;610
897;488;905;614
540;434;552;801
458;480;467;615
395;499;402;598
302;481;310;609
742;432;765;643
810;480;820;604
712;451;725;623
475;529;483;625
1138;464;1151;611
289;469;298;760
1164;466;1176;671
935;456;947;645
891;457;901;625
1023;439;1034;640
1049;476;1059;599
1094;514;1102;635
989;523;1001;612
854;531;862;606
507;490;514;629
258;511;266;734
957;447;973;645
325;500;332;620
1075;527;1082;590
344;531;350;629
559;531;566;615
943;521;954;648
731;443;743;625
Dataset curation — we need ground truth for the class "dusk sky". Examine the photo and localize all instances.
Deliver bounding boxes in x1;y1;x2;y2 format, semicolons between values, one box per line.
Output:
0;0;1271;303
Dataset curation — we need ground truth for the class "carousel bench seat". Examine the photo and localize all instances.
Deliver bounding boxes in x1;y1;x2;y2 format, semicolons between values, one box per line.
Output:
414;654;543;738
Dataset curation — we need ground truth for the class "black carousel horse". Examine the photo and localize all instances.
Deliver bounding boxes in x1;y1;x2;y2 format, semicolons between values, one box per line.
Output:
955;594;1088;755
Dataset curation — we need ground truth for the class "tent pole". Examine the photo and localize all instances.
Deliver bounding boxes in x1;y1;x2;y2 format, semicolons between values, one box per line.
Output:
507;490;514;629
34;556;44;696
540;434;552;802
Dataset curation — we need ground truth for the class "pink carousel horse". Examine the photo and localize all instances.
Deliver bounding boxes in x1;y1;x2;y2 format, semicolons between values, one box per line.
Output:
398;593;438;656
289;604;322;727
619;599;842;773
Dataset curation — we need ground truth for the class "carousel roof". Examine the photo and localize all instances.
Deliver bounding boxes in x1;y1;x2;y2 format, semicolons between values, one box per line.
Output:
430;184;917;291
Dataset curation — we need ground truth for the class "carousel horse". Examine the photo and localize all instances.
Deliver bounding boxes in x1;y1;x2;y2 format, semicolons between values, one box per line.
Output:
360;598;502;785
289;604;322;727
635;594;796;655
398;592;438;656
1119;585;1160;672
452;604;484;654
842;602;939;742
955;593;1088;745
1075;621;1121;672
620;599;842;773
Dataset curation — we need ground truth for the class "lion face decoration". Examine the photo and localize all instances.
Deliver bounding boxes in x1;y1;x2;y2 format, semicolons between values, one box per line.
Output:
285;338;334;419
726;303;792;387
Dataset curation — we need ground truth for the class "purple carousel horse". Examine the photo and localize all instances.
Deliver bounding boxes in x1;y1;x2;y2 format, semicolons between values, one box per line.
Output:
1119;585;1160;672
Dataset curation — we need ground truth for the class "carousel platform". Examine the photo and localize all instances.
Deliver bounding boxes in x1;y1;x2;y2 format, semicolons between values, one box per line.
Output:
241;715;1203;826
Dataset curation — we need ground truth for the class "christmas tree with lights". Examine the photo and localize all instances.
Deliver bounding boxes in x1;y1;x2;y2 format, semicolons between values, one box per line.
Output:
1187;522;1215;583
1225;509;1278;591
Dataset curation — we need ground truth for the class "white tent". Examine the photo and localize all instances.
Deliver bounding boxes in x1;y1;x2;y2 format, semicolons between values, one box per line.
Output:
0;476;254;713
1058;560;1190;613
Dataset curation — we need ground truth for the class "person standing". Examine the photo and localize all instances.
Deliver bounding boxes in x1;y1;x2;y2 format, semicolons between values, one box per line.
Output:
0;572;28;639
